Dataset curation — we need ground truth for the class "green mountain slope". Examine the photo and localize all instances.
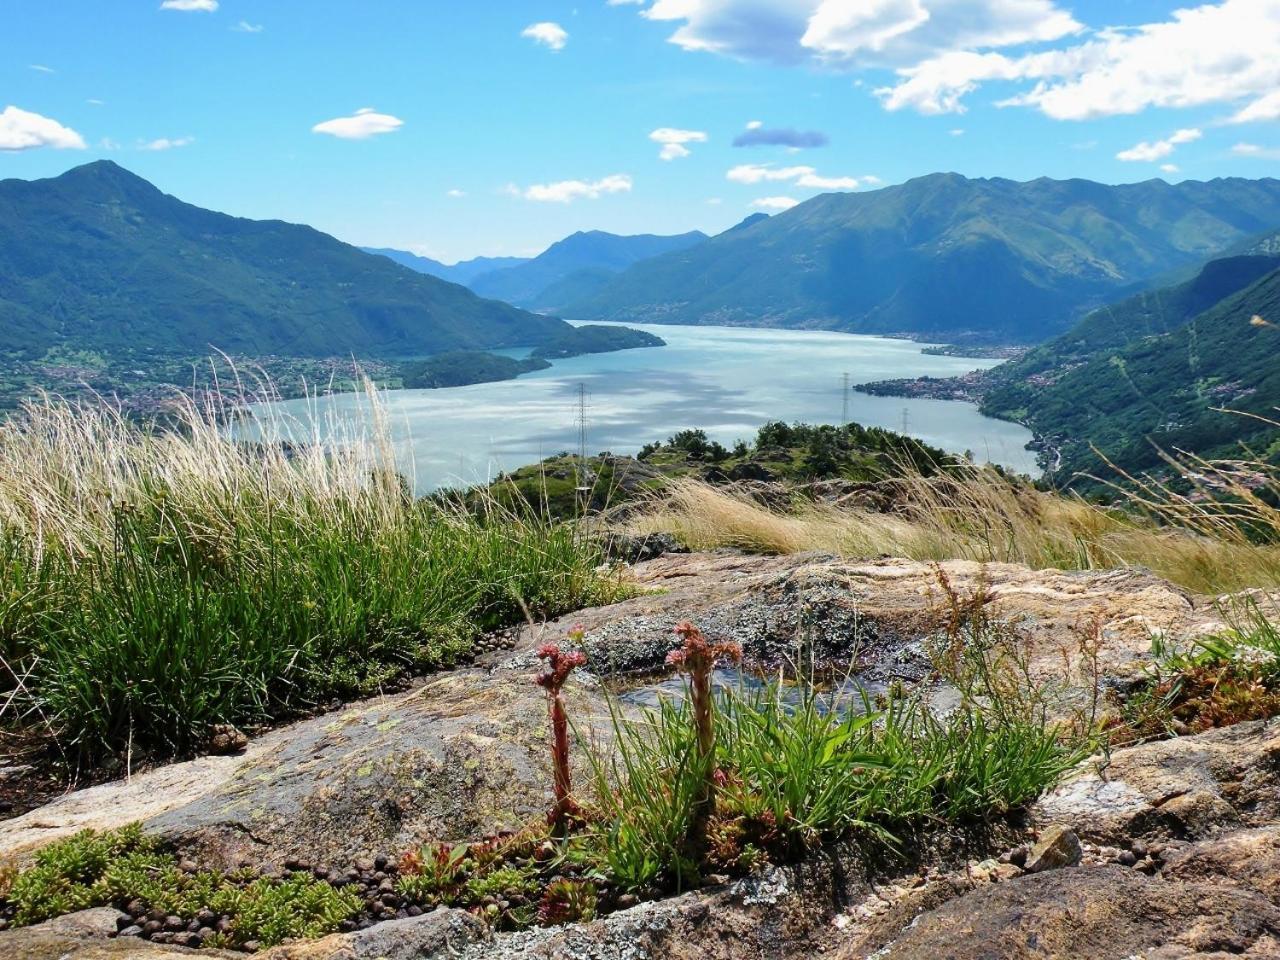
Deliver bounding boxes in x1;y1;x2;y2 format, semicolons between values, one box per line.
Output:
468;229;708;311
983;261;1280;480
565;174;1280;343
0;161;568;361
360;248;530;286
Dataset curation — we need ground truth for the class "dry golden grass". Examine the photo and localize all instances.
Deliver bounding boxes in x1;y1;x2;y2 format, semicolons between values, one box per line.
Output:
618;467;1280;595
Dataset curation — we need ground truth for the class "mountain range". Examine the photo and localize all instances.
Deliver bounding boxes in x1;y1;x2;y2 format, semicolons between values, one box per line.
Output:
562;173;1280;343
367;228;709;314
0;161;572;362
359;248;530;288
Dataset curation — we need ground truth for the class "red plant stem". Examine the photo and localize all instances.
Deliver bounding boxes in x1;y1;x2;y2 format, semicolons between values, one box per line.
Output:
689;658;716;854
549;689;573;831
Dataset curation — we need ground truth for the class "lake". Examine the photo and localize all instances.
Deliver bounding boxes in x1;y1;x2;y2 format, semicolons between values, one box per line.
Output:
244;323;1038;492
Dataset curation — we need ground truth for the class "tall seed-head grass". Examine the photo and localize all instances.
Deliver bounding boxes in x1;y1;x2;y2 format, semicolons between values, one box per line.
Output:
0;385;620;758
619;464;1280;593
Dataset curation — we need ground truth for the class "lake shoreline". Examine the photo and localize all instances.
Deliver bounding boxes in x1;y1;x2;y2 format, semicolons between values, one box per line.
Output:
237;324;1040;491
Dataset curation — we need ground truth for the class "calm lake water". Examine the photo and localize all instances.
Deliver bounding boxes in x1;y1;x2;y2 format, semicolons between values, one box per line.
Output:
244;323;1037;492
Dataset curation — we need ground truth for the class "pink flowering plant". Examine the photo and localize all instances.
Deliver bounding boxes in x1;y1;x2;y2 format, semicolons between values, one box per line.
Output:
535;625;589;834
666;621;742;849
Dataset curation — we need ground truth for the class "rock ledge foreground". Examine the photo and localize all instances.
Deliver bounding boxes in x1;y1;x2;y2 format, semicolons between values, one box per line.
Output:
3;553;1278;959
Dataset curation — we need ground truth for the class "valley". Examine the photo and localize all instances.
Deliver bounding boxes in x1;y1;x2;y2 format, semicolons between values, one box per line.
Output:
237;323;1038;493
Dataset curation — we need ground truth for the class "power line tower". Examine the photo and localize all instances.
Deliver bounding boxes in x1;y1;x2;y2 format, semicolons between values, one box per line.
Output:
841;372;850;425
574;383;591;515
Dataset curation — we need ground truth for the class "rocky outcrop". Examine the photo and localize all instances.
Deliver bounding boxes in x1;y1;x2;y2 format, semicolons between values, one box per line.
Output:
2;552;1277;960
1;671;609;870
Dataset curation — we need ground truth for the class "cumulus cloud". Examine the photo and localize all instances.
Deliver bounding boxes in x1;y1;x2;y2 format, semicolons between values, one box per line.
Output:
751;196;800;211
0;106;86;151
1115;127;1200;163
727;163;864;190
640;0;1080;67
160;0;218;11
650;127;708;160
447;188;467;198
1160;164;1179;173
140;136;195;151
233;20;263;33
519;174;633;203
522;22;568;51
733;125;830;148
312;108;404;140
879;0;1280;119
631;0;1280;125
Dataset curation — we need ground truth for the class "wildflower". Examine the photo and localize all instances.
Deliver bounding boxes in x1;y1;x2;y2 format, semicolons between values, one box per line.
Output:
666;621;742;855
535;639;588;834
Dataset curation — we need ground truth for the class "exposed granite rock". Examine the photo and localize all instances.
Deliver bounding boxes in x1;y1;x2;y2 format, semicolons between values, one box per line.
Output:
1023;824;1082;873
2;553;1277;960
1035;719;1280;844
842;865;1280;959
260;908;486;960
518;553;1218;691
2;671;609;870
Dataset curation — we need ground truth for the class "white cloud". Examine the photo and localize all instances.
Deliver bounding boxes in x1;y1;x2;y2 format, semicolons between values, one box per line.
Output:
707;197;723;204
746;119;764;129
160;0;218;11
751;196;800;211
140;136;195;151
727;162;865;190
86;98;105;106
447;188;467;198
1116;127;1200;163
312;108;404;140
30;64;55;74
650;127;708;160
798;171;860;188
635;0;1280;125
640;0;1080;67
0;106;86;151
881;0;1280;118
1231;88;1280;124
950;127;965;135
519;174;633;203
1233;141;1280;159
728;163;813;184
522;22;568;51
100;137;121;151
1160;163;1179;173
233;20;263;33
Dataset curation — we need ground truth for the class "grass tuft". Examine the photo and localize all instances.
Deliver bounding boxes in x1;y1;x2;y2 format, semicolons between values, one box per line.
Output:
0;390;620;761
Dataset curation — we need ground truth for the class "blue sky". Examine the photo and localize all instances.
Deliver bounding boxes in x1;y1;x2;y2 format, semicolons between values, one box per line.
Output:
4;1;1279;262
